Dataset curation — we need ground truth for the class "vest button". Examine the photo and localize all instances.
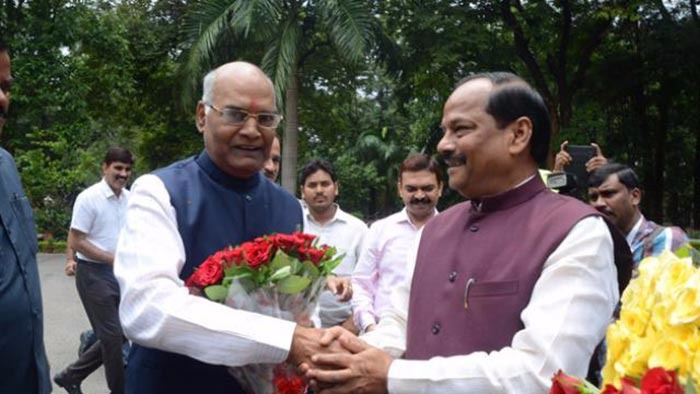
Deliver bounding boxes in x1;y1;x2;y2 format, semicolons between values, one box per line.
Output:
469;224;479;232
448;271;457;282
431;323;441;335
245;195;252;202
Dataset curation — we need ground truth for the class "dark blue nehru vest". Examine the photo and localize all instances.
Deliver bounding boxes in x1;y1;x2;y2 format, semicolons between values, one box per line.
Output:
125;151;303;394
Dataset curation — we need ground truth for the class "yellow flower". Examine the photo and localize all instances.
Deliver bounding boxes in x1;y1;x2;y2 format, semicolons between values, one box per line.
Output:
657;256;694;294
669;272;700;326
692;349;700;386
605;323;629;364
619;306;651;337
649;298;672;331
648;337;689;377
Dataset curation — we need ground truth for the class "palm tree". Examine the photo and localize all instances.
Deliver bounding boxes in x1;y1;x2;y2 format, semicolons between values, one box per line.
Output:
183;0;377;193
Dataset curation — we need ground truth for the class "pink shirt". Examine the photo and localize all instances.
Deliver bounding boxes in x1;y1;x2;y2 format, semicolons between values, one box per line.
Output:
351;208;435;331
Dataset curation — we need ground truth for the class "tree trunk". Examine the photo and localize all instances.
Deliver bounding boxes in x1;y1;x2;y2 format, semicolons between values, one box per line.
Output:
281;66;300;195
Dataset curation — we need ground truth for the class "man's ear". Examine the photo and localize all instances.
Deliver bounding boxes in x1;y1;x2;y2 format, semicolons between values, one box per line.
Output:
195;101;206;134
630;187;642;206
507;116;533;156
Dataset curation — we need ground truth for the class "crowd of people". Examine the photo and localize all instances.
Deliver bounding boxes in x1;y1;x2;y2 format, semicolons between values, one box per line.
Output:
0;39;691;394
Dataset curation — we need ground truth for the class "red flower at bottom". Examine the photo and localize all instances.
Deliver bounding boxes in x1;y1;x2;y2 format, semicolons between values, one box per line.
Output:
550;370;584;394
640;368;683;394
273;366;306;394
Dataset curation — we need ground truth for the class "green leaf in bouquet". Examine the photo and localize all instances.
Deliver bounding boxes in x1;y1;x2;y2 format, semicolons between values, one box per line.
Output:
204;285;229;302
270;249;294;271
225;264;253;278
277;275;311;294
301;261;320;281
269;265;292;282
320;254;344;275
686;377;698;394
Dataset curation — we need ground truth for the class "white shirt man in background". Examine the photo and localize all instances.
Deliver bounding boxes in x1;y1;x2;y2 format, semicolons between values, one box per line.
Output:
54;147;134;394
300;158;368;329
352;152;442;333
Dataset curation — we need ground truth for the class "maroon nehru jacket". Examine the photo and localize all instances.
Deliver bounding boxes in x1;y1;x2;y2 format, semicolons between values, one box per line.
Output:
404;175;625;360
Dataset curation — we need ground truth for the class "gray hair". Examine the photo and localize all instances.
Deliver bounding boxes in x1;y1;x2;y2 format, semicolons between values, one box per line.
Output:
200;64;277;113
202;69;216;108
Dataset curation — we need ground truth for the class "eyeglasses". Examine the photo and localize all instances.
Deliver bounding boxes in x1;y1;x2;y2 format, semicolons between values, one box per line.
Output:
205;103;282;129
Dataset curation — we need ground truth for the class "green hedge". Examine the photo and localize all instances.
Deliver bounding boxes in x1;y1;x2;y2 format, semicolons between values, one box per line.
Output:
38;240;67;253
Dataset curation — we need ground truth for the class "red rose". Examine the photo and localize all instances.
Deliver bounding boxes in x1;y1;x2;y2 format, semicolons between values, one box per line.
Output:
620;378;641;394
243;241;272;269
270;233;298;253
640;368;683;394
292;232;315;249
602;384;622;394
185;258;224;288
549;370;584;394
298;246;326;265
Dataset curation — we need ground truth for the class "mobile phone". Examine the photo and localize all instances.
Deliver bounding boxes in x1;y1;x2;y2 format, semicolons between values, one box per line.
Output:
565;145;596;187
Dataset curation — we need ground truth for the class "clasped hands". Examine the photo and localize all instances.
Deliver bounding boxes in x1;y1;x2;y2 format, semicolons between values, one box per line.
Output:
287;325;393;394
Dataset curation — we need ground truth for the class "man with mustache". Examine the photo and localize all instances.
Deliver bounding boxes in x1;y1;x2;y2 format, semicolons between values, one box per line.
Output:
588;163;687;268
300;159;368;329
0;38;51;394
304;72;632;393
54;147;134;394
351;153;442;333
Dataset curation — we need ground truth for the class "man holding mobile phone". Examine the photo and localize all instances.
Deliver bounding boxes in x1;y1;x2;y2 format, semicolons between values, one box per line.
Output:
554;140;608;174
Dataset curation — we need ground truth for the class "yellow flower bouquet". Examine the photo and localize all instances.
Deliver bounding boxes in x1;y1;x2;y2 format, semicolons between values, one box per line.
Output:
602;249;700;390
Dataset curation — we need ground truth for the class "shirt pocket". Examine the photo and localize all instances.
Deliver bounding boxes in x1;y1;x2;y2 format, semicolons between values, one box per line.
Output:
10;194;39;255
465;279;519;311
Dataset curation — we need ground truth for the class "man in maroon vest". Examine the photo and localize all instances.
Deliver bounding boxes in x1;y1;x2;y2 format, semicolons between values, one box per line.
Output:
304;72;631;393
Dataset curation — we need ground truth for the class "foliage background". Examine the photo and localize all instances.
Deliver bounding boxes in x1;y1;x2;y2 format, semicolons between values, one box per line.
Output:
1;0;698;238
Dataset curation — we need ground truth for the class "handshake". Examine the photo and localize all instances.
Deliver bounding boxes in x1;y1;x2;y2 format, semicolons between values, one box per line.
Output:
286;325;393;394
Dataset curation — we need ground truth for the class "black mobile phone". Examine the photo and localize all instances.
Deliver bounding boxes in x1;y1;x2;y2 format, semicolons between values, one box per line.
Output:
565;144;596;187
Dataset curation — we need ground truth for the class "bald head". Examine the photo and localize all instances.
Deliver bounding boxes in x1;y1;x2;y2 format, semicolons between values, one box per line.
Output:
202;62;276;107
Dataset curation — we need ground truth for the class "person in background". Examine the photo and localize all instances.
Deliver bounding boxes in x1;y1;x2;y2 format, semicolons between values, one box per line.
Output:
588;163;688;267
300;159;368;330
352;152;442;333
0;37;51;394
553;140;608;173
262;135;281;182
54;147;134;394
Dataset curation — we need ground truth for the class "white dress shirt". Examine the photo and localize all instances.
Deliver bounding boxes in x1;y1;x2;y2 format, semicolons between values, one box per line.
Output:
71;178;129;263
114;174;296;367
352;208;433;331
302;204;368;277
362;216;619;393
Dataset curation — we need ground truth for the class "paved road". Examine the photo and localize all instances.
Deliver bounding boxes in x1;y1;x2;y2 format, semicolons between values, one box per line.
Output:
39;253;108;393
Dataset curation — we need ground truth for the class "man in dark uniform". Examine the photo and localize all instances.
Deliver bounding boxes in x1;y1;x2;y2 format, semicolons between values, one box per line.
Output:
0;38;51;394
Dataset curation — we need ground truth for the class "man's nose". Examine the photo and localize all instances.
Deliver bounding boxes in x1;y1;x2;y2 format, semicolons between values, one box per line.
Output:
590;196;605;209
239;116;262;138
437;133;454;154
263;159;274;172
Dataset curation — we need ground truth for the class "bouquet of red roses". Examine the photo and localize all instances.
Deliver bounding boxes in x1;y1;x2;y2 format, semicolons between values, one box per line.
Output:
185;231;342;394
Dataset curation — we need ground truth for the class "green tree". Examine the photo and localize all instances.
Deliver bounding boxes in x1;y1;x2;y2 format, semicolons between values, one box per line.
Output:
182;0;377;193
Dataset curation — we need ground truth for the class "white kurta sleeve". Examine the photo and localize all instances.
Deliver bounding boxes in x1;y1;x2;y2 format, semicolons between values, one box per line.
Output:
114;174;296;367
